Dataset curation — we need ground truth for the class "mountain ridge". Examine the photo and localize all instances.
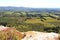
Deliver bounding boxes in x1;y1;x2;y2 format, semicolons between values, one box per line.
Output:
0;6;60;12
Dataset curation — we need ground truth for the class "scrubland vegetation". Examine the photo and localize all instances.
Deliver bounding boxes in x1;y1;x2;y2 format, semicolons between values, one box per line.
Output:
0;11;60;33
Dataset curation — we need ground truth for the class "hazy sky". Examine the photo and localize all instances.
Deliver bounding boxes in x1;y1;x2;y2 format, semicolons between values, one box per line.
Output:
0;0;60;8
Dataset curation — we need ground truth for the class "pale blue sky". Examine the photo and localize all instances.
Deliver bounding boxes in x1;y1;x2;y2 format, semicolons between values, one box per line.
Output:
0;0;60;8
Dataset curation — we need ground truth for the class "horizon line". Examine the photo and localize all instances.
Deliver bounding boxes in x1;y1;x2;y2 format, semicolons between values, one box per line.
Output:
0;6;60;8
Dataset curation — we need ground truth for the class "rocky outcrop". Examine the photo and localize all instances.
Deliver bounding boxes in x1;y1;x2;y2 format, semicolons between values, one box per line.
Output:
22;31;60;40
0;26;60;40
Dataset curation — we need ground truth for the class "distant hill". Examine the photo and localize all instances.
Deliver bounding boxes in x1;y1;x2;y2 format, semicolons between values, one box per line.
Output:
0;6;60;12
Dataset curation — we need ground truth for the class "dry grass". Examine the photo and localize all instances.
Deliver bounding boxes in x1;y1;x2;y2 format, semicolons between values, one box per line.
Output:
0;27;23;40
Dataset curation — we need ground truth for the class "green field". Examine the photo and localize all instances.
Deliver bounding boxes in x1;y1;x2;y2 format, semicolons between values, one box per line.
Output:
0;11;60;33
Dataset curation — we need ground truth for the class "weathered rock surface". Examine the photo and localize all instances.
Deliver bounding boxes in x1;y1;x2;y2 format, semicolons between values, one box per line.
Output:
22;31;60;40
0;26;60;40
